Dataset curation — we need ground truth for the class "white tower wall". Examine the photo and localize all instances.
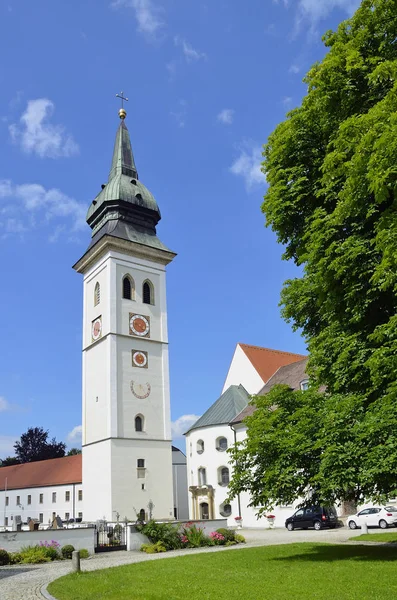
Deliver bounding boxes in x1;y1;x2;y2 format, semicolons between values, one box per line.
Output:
79;248;174;522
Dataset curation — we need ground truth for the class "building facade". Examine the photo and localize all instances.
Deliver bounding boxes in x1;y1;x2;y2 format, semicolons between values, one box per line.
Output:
0;456;84;528
73;107;176;522
186;345;308;528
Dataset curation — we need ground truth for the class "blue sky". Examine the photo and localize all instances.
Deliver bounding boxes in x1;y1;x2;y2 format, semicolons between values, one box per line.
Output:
0;0;360;455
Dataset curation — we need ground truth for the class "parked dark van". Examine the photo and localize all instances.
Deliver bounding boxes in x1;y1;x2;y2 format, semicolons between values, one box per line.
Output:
285;506;338;531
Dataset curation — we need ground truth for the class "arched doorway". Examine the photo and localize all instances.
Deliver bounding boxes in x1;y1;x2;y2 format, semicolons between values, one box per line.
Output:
200;502;209;520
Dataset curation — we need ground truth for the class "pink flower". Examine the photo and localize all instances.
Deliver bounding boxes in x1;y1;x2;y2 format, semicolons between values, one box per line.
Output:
234;516;242;521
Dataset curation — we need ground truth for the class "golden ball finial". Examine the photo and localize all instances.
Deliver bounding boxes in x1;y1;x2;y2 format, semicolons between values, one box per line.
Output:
119;108;127;120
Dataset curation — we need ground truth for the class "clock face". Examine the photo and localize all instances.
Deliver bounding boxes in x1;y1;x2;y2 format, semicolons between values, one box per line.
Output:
130;381;151;399
132;350;148;368
91;317;102;342
129;313;150;337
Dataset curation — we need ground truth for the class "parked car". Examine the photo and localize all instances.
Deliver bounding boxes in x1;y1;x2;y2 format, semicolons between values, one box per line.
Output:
347;506;397;530
285;506;338;531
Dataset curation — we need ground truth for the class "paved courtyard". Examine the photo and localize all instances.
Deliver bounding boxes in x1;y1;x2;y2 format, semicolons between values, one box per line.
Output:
0;526;386;600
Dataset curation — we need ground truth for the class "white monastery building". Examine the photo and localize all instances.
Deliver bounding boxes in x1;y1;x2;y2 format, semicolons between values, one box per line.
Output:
0;106;188;527
185;344;308;528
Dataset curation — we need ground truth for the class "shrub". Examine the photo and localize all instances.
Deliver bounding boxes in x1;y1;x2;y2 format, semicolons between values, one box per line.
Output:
225;540;237;546
79;549;90;559
19;547;50;564
61;544;75;559
39;541;61;561
216;528;236;542
141;541;167;554
180;523;212;548
10;552;22;564
139;520;182;550
209;531;226;545
42;546;59;561
0;549;10;566
235;534;246;544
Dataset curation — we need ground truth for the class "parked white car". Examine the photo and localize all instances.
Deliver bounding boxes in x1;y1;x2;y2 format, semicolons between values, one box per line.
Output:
347;506;397;530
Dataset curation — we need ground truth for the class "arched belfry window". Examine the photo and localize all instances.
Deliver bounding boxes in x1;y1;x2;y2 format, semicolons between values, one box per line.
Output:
143;280;154;305
94;282;100;306
122;275;135;300
135;415;144;432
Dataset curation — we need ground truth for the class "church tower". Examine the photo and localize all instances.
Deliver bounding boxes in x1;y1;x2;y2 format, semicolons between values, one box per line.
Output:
73;103;176;522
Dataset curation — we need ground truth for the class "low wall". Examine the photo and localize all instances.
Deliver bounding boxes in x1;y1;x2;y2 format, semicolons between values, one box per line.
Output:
127;518;228;551
0;527;95;554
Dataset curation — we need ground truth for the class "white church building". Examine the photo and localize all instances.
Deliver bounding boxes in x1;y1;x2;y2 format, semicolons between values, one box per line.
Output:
0;105;188;527
185;343;308;528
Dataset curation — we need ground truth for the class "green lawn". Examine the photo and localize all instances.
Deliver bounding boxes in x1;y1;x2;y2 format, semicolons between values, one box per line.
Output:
48;543;397;600
354;532;397;543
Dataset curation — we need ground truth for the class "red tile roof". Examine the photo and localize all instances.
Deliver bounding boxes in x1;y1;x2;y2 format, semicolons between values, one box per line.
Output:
239;343;306;385
0;455;82;491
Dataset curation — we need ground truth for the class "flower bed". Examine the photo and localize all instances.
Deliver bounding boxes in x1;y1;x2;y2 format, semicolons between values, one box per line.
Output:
0;542;90;565
137;520;245;553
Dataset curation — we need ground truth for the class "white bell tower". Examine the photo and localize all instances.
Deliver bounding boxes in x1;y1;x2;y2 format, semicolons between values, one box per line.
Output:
73;104;176;522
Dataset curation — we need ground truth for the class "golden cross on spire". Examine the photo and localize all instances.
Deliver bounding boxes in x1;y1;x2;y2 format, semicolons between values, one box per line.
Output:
116;91;129;119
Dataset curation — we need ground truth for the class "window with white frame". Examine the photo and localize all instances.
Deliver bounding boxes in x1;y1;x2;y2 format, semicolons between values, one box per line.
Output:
122;275;135;300
135;414;144;432
78;512;83;520
78;490;83;501
65;491;70;502
196;439;204;454
52;492;56;503
39;514;43;523
27;495;31;505
218;466;230;486
219;503;232;517
216;437;228;451
65;512;70;521
16;496;20;505
39;493;44;504
142;280;154;305
198;467;207;486
94;282;100;306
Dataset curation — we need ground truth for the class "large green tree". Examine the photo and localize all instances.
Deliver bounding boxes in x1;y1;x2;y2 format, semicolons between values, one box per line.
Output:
14;427;66;463
228;0;397;510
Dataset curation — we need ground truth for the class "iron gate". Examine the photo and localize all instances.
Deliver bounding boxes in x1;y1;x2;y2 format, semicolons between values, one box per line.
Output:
94;522;127;553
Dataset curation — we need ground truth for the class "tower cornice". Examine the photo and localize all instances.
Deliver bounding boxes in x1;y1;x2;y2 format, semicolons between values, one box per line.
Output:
73;234;176;274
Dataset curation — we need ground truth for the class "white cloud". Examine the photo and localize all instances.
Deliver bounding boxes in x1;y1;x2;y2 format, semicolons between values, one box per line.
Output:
289;64;301;74
230;143;266;191
217;109;234;125
111;0;163;38
0;179;86;237
67;425;82;444
282;96;293;107
9;99;79;159
171;414;201;439
297;0;360;23
170;99;187;128
174;36;206;62
0;397;10;412
0;435;16;456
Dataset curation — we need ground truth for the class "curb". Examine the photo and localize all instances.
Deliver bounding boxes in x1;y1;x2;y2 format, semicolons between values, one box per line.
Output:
41;584;58;600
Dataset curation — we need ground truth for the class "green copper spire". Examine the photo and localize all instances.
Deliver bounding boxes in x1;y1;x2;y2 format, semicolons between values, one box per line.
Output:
108;119;138;180
84;107;171;255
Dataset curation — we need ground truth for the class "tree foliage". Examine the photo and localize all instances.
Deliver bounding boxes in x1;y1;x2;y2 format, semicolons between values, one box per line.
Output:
67;448;81;456
14;427;66;463
229;0;397;509
0;456;20;467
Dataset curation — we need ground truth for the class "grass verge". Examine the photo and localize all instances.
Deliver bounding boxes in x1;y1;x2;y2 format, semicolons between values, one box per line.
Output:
47;543;397;600
353;532;397;543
